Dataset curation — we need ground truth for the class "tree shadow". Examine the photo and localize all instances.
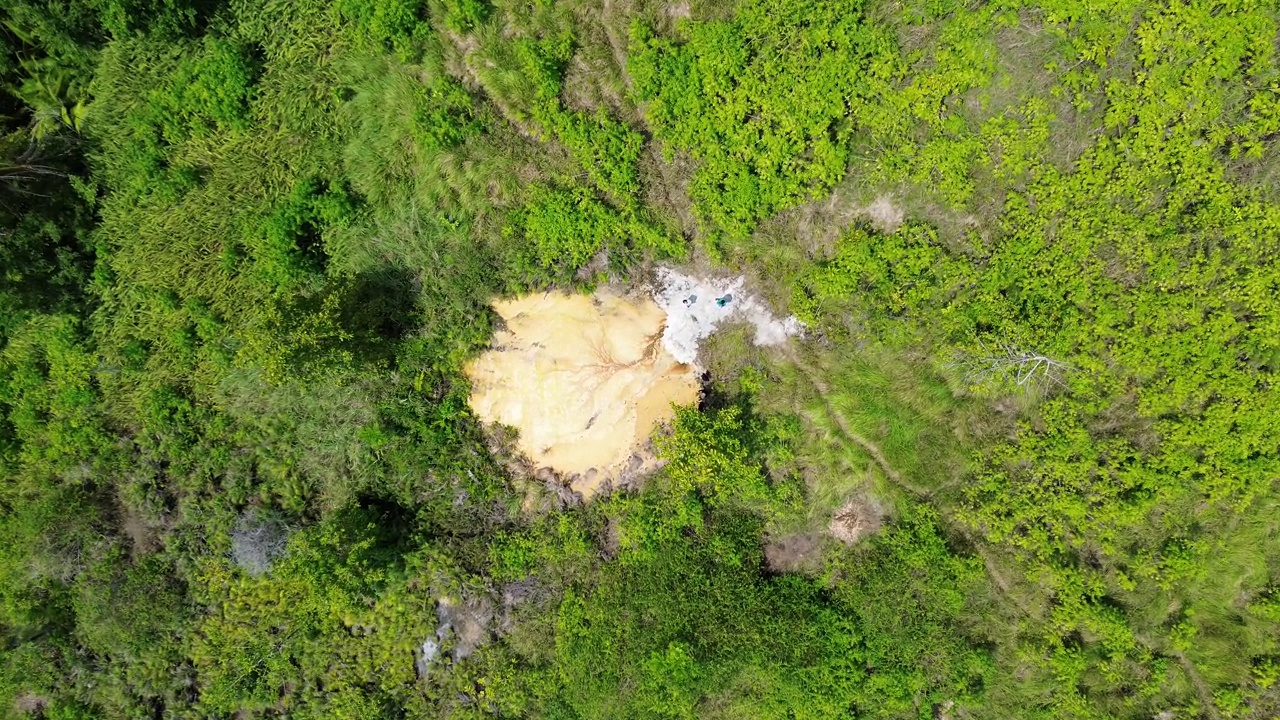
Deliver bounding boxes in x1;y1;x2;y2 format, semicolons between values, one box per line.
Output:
338;264;421;364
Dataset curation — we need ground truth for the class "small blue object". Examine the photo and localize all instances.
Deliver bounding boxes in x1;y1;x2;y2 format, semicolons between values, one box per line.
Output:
715;294;733;307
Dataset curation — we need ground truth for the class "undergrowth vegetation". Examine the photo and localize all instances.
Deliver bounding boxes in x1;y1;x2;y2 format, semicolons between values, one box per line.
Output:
2;0;1279;717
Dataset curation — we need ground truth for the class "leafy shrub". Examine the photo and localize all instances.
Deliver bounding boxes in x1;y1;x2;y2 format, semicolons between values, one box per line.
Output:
510;34;573;107
506;184;680;284
656;404;775;508
833;507;991;716
521;485;987;718
438;0;489;33
336;0;431;58
508;184;614;276
246;177;358;293
490;31;647;201
629;0;896;241
411;76;482;150
793;223;958;337
236;283;353;383
150;37;260;143
548;107;644;199
0;314;110;475
91;0;218;39
72;550;189;662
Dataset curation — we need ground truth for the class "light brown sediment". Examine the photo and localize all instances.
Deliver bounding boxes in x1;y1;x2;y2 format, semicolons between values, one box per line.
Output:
465;289;700;499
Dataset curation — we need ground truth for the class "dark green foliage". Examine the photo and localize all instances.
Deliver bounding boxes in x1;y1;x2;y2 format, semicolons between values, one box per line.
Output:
506;492;987;719
91;0;224;39
0;138;95;335
191;508;423;715
72;550;189;662
833;508;991;716
544;506;861;719
0;486;100;638
0;2;105;61
1;0;222;132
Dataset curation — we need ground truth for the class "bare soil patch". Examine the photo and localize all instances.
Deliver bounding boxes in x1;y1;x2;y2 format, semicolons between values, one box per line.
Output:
465;289;701;498
829;495;885;545
763;532;826;574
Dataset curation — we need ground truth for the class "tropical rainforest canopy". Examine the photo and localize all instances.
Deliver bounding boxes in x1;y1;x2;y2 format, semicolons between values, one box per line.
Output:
2;0;1280;717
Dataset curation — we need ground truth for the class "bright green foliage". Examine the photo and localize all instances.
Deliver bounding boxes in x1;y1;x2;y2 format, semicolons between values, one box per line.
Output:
793;223;958;338
149;37;260;143
656;404;774;508
510;184;616;275
509;183;680;282
488;512;591;581
409;77;481;150
476;23;649;202
475;396;990;718
636;641;701;719
336;0;432;58
629;0;895;241
0;315;110;474
789;0;1280;714
508;33;573;107
237;283;355;382
439;0;489;32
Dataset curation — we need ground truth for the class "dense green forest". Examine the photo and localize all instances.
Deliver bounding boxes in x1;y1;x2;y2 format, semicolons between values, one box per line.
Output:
2;0;1280;716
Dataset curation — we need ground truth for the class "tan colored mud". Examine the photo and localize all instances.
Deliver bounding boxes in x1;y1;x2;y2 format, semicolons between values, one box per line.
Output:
829;496;884;545
465;290;700;498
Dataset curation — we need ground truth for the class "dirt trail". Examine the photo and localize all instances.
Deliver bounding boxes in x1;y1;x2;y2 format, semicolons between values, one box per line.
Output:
1174;653;1220;720
788;350;1212;720
786;350;1051;618
786;349;929;497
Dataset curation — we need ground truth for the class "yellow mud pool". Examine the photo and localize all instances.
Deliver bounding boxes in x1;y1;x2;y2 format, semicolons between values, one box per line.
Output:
465;290;701;498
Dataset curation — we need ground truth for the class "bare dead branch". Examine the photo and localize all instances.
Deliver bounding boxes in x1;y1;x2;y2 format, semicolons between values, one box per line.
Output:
949;340;1073;392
